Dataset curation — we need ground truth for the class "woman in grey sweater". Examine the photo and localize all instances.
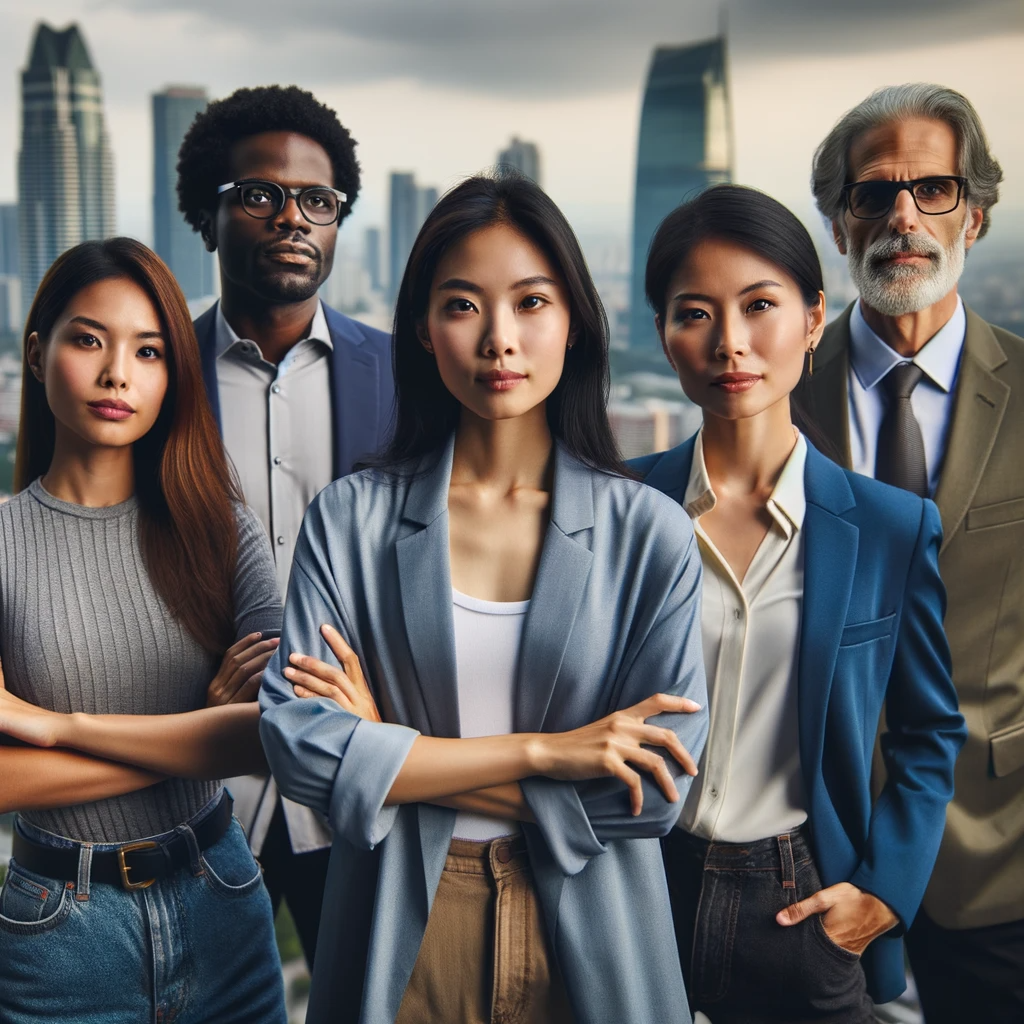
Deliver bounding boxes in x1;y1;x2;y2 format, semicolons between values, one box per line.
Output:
0;238;286;1022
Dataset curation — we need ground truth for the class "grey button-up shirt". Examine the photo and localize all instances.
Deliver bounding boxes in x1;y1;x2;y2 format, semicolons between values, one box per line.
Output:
216;300;334;854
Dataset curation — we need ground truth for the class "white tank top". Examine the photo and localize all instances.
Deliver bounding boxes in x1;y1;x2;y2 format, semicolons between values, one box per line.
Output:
451;588;529;841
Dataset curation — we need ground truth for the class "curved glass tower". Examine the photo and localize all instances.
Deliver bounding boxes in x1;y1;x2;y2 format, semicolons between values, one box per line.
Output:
18;23;115;314
629;39;732;351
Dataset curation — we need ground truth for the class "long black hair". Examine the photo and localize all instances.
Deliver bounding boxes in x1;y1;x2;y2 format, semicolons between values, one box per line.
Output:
644;183;838;459
368;172;624;474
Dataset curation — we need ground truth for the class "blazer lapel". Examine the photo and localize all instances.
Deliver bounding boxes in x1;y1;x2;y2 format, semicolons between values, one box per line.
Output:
325;305;384;477
194;303;222;431
515;446;595;732
798;445;859;782
932;307;1009;551
642;436;696;504
394;439;460;738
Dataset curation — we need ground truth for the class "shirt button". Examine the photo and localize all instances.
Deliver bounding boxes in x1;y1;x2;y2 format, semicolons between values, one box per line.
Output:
276;536;285;546
733;608;743;620
273;456;282;466
710;786;719;799
271;384;281;395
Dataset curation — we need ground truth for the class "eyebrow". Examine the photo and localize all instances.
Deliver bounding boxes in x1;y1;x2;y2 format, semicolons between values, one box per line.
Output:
672;280;784;303
436;274;559;293
69;315;164;340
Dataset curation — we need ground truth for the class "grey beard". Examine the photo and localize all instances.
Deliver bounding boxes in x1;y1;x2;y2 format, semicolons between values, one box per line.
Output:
846;220;967;317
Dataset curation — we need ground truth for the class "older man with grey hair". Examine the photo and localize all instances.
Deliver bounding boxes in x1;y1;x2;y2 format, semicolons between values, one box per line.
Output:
796;83;1023;1023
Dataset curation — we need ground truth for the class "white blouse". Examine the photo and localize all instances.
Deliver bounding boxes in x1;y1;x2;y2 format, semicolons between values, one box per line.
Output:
677;430;809;843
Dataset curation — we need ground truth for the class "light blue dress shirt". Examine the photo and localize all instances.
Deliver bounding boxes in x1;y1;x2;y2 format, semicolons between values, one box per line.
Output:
848;298;966;497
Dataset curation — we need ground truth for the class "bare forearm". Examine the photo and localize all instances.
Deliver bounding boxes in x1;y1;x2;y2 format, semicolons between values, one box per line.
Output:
385;734;539;806
0;747;163;814
58;704;267;779
432;782;535;822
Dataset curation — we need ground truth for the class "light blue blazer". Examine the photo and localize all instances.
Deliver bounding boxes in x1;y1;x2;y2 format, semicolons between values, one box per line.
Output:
630;437;967;1004
259;437;710;1024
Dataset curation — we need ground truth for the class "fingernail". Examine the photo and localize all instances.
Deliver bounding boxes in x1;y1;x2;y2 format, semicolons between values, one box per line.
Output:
284;667;294;676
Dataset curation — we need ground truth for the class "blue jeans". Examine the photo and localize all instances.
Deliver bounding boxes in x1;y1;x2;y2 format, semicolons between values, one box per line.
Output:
0;795;286;1023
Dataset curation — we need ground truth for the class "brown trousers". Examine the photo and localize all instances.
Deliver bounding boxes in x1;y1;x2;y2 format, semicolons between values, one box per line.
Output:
395;834;574;1024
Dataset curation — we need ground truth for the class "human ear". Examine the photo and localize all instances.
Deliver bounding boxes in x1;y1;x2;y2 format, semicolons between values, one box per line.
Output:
963;206;984;251
415;321;433;355
198;211;217;253
26;332;45;383
831;219;848;256
806;292;827;348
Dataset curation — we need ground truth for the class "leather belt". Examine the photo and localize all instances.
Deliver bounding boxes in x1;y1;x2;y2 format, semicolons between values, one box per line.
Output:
12;792;233;891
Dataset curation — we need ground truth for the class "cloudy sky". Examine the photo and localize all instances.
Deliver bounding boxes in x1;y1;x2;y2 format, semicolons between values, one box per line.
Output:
0;0;1021;253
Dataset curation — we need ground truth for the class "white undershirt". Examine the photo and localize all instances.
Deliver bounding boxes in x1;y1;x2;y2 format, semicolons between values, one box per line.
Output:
451;588;528;841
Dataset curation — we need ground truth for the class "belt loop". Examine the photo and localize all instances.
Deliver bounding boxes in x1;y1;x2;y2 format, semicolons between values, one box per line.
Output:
777;833;796;890
174;823;204;877
76;843;93;901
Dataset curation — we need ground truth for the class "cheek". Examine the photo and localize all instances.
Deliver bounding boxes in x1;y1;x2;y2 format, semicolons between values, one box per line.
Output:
752;325;807;390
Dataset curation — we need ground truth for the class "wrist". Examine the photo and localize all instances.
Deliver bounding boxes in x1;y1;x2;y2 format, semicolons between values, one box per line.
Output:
520;733;548;776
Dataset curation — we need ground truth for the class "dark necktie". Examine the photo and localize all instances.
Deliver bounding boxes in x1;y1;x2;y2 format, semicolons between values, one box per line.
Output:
876;362;928;496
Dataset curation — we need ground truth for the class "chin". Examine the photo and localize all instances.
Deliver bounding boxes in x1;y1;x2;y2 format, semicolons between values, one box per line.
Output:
253;270;323;304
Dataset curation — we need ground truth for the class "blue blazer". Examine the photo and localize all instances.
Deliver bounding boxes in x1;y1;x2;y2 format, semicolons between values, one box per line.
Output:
629;437;967;1004
194;301;394;475
259;438;710;1024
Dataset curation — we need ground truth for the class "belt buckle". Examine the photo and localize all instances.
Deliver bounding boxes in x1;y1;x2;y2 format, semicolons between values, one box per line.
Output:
117;841;159;890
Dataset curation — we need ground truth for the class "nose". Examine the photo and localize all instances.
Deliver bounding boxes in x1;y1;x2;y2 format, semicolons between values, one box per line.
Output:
100;343;130;391
480;304;518;359
714;310;749;362
887;187;920;235
271;194;308;233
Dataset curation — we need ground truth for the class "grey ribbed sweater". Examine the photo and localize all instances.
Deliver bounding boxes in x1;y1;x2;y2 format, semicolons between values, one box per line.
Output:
0;479;281;843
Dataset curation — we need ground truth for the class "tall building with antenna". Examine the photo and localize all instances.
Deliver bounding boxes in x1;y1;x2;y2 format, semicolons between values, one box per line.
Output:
629;39;732;351
18;22;115;313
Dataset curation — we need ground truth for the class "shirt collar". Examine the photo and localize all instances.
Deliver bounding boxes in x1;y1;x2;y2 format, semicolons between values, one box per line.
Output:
214;299;333;361
849;296;965;394
683;429;807;536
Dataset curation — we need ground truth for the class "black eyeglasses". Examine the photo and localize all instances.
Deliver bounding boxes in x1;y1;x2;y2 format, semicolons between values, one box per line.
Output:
216;179;348;226
841;176;967;220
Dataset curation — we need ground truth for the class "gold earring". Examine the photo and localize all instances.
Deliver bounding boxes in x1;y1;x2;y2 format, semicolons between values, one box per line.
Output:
807;347;814;377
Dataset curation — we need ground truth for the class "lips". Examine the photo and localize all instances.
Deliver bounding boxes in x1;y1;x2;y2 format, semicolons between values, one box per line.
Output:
263;243;318;264
477;370;526;392
710;373;761;394
88;399;135;421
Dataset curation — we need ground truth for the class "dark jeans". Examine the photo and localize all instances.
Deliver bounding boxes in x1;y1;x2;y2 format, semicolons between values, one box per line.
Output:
906;908;1024;1024
257;798;331;970
663;826;874;1024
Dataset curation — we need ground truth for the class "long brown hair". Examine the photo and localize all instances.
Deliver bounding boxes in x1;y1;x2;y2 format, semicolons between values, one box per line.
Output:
16;238;241;654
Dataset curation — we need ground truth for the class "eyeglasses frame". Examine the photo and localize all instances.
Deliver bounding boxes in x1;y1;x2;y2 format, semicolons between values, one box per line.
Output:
841;176;968;221
216;179;348;226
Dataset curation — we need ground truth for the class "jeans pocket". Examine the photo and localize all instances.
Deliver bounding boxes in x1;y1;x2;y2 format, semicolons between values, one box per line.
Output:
0;861;74;936
812;913;862;963
200;822;264;899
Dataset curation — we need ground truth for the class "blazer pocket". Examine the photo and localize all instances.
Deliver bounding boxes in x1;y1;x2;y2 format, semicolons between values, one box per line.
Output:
966;497;1024;531
990;720;1024;778
839;614;896;647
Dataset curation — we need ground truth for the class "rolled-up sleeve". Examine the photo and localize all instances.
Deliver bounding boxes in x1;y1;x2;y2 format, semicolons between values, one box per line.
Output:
521;530;709;875
259;511;419;849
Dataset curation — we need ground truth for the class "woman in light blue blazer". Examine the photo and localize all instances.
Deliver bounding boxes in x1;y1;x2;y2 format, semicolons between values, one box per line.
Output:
630;185;966;1023
258;173;709;1024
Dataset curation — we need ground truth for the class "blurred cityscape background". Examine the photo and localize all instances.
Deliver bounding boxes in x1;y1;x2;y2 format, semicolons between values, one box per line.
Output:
0;2;1021;1019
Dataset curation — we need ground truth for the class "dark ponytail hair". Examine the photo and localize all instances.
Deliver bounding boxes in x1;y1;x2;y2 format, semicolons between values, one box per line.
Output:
368;172;625;474
644;184;838;458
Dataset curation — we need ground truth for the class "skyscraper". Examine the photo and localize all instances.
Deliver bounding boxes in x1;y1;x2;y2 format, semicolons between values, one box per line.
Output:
388;173;438;301
629;39;731;351
153;86;214;302
363;227;382;293
497;137;542;186
18;22;115;314
0;206;19;277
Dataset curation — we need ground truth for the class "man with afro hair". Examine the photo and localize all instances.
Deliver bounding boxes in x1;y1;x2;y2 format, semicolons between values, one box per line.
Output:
178;84;394;970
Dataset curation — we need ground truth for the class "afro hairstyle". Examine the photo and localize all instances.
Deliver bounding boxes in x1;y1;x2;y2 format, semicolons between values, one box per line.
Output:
176;84;360;232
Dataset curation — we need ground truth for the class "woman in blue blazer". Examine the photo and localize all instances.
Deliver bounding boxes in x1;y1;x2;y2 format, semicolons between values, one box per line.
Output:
258;174;709;1024
629;185;966;1023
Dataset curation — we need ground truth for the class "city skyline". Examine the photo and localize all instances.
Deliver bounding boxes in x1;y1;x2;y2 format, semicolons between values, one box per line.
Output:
0;1;1019;259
